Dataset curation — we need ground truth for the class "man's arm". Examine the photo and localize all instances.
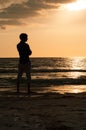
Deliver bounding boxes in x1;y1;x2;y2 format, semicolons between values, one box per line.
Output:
27;45;32;55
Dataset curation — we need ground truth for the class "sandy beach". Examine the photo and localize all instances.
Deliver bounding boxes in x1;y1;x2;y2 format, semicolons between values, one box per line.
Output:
0;86;86;130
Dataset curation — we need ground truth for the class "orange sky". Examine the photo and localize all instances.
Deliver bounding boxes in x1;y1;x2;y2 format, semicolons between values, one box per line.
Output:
0;0;86;57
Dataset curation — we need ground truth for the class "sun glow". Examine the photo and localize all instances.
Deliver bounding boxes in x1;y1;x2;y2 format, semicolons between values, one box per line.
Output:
66;0;86;11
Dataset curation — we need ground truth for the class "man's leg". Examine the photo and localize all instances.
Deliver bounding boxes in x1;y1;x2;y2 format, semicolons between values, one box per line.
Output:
26;73;31;94
26;63;31;94
17;64;22;93
17;74;21;93
17;78;19;93
28;82;31;94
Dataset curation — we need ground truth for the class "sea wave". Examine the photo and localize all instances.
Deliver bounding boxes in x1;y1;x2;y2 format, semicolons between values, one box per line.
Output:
0;76;86;88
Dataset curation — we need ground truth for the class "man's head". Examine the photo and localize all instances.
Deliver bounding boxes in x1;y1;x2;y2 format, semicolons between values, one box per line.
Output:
19;33;28;42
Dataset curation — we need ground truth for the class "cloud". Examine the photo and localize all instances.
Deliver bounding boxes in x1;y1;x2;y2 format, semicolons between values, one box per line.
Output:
0;0;28;9
0;0;76;29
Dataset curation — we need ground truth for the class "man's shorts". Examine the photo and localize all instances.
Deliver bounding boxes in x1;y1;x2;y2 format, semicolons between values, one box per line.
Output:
17;62;31;82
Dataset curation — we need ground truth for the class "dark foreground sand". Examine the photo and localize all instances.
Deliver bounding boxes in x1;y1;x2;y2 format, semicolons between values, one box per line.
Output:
0;88;86;130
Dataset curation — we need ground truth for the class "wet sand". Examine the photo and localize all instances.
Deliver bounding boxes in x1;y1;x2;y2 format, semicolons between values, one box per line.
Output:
0;87;86;130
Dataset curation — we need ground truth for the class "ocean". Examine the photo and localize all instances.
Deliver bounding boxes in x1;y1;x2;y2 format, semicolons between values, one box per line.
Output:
0;57;86;94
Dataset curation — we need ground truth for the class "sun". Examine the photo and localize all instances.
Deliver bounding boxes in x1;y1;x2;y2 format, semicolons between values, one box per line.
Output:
66;0;86;11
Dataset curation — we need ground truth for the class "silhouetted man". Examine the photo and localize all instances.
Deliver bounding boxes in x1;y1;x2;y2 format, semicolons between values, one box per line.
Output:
17;33;32;94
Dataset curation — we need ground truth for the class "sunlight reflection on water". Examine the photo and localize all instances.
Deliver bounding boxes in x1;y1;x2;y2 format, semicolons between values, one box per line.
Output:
35;85;86;94
68;57;85;78
50;85;86;94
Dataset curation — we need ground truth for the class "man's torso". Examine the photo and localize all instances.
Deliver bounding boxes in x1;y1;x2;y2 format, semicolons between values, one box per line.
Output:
17;42;31;64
